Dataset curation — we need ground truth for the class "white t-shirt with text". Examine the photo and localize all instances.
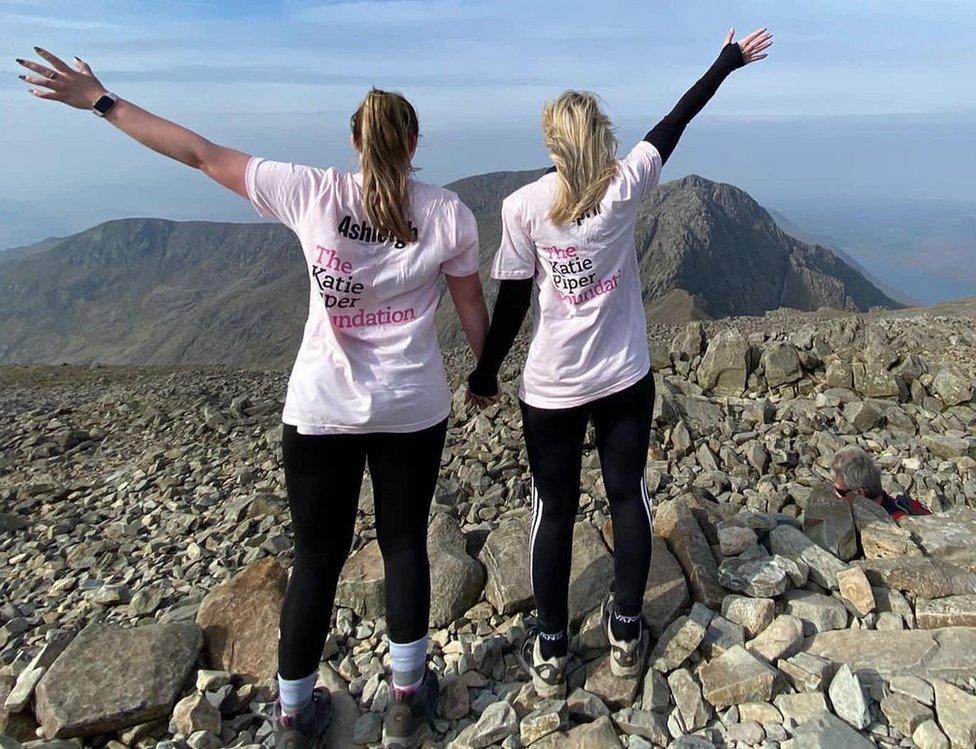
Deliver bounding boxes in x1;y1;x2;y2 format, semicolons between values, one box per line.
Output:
246;158;480;433
491;141;663;409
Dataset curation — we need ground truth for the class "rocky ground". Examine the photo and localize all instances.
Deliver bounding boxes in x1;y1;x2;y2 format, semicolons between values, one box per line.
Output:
5;304;976;748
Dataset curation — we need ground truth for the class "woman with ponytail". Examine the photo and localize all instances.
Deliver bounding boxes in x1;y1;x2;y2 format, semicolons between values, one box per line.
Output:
467;27;773;697
18;50;490;749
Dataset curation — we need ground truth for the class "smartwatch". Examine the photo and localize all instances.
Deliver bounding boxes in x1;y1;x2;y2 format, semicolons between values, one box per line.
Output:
92;92;118;117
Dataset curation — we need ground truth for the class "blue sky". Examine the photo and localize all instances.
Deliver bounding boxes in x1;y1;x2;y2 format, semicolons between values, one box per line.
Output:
1;0;975;263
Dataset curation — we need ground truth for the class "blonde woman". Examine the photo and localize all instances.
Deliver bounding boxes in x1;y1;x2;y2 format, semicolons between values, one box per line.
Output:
18;49;490;749
467;27;773;695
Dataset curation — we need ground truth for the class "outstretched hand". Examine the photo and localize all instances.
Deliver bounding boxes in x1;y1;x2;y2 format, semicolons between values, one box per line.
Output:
16;47;107;108
465;389;499;410
724;27;773;64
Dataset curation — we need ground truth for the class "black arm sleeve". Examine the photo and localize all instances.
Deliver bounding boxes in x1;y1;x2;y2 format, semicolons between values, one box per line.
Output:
467;278;533;397
645;42;745;165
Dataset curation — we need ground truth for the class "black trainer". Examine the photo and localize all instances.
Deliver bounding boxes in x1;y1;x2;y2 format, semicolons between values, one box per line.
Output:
601;593;650;678
518;633;567;699
273;687;333;749
382;668;439;749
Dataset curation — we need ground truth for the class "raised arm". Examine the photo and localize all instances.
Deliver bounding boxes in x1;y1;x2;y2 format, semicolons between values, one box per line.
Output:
17;47;250;198
645;27;772;165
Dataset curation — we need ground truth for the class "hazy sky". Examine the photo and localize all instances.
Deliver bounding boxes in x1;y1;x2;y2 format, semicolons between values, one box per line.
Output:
1;0;975;252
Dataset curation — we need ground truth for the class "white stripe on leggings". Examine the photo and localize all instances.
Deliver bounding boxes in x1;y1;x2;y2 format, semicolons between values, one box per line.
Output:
529;478;543;598
640;474;653;529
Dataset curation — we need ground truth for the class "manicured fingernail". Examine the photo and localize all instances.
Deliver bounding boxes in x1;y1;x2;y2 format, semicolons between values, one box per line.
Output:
34;46;41;52
15;58;24;64
18;74;24;80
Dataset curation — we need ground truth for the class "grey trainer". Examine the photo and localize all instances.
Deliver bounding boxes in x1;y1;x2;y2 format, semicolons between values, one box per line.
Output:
273;687;333;749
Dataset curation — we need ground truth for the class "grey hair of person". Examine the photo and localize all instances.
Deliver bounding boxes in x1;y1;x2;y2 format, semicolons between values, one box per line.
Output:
831;445;882;498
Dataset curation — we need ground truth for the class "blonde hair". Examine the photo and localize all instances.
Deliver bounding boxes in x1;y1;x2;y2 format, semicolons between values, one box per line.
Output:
351;88;419;245
543;90;619;225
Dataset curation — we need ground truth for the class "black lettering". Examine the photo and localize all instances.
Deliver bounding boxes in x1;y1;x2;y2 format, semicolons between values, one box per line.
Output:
337;215;351;237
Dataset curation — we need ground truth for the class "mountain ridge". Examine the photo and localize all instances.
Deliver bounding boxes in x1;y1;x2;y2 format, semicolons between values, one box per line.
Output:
0;172;900;365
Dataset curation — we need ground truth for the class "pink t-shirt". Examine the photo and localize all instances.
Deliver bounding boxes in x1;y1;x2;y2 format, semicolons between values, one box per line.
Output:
246;157;480;434
491;141;663;409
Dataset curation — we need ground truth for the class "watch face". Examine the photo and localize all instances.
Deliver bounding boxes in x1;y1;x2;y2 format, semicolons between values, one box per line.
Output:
93;95;115;114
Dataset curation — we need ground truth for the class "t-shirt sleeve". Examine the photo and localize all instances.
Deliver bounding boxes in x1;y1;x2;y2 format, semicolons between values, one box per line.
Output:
620;141;663;201
441;202;481;277
245;157;329;231
491;197;537;280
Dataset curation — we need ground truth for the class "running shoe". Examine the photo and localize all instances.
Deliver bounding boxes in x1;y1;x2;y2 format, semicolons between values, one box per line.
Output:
518;632;567;699
382;668;439;749
273;687;333;749
601;593;650;678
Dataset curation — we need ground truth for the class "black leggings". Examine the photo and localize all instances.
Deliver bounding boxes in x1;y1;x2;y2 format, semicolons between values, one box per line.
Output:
277;419;448;680
520;372;655;635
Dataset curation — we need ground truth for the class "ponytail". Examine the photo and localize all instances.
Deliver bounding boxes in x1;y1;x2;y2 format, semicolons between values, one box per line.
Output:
351;88;419;245
543;91;619;225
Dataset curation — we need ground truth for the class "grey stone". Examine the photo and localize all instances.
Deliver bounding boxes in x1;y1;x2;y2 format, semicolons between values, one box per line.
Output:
699;329;751;395
531;716;623;749
699;646;780;709
804;627;976;686
654;498;725;609
900;508;976;573
802;486;857;561
768;524;847;590
668;668;710;732
835;566;876;616
584;655;639;710
827;664;870;730
913;719;950;749
611;707;669;745
778;652;835;693
854;556;976;599
33;622;203;739
916;595;976;629
931;368;973;406
932;679;976;749
746;614;804;663
717;524;758;557
427;514;486;628
519;700;566;746
336;541;385;619
890;675;934;706
650;603;712;672
761;342;802;388
170;694;221;737
454;700;518;749
725;720;765;745
700;616;746;659
351;712;382;745
568;522;614;628
721;595;774;639
717;556;788;598
480;511;533;615
782;590;848;635
640;670;671;714
642;536;690;637
879;693;933;738
773;692;828;724
567;688;610;723
790;711;875;748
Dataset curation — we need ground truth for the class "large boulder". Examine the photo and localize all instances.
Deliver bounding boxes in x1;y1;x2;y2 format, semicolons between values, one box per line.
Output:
427;514;486;628
698;328;751;395
899;508;976;573
196;556;287;683
33;622;202;739
654;498;725;608
642;536;689;636
336;541;385;619
699;645;780;708
568;522;614;627
761;342;802;388
853;556;976;599
480;511;533;615
803;627;976;687
802;486;857;561
931;368;973;407
768;524;847;590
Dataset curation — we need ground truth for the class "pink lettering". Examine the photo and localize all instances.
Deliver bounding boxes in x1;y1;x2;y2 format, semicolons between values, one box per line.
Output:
314;245;353;274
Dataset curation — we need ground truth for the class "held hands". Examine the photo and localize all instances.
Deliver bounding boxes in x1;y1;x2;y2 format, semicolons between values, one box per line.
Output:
16;47;107;109
724;27;773;65
465;389;500;410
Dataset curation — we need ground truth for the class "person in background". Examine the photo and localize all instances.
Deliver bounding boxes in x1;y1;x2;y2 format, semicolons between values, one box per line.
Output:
831;445;932;520
17;49;490;749
466;27;773;697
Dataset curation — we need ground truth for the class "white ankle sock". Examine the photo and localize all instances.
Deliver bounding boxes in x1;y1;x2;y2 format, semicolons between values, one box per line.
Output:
278;671;317;715
389;634;428;689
